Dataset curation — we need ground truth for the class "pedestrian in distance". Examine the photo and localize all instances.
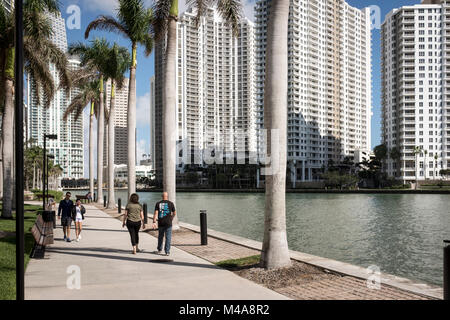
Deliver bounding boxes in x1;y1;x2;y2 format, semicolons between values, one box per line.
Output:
152;192;176;256
58;192;74;242
72;199;86;242
123;193;145;254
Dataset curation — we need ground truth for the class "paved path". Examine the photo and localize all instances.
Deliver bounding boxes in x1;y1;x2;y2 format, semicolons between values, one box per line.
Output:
24;204;288;300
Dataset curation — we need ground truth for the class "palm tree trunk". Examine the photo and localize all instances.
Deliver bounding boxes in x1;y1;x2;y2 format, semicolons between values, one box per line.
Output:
33;161;36;190
89;102;95;197
107;83;116;209
163;16;179;229
127;44;137;199
260;0;291;269
1;48;15;219
97;76;105;203
1;78;14;218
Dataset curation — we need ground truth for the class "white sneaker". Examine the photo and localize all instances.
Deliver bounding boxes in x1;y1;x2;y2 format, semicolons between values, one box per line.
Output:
78;235;82;240
76;237;79;242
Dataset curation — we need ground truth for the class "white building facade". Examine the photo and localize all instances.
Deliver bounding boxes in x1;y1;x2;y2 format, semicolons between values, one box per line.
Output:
382;0;450;181
103;78;129;166
255;0;372;184
154;7;257;182
27;12;84;178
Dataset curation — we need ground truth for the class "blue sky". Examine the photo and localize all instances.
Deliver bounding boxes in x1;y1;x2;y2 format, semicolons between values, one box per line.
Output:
58;0;420;177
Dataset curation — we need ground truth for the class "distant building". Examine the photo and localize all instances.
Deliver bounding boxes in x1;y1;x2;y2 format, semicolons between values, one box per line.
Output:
382;0;450;181
154;7;257;184
114;164;154;182
27;12;84;179
255;0;372;185
103;78;129;166
353;149;375;165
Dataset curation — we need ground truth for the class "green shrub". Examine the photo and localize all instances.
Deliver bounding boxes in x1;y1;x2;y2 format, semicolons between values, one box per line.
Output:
30;190;63;201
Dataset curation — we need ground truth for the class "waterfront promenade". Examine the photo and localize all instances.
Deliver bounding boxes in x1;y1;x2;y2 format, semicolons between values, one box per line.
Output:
24;202;287;300
24;201;442;300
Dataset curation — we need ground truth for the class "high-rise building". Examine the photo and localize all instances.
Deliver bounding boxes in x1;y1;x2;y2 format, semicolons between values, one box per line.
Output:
255;0;372;184
382;0;450;182
150;76;156;170
154;7;257;182
27;12;84;178
1;0;14;12
103;78;129;166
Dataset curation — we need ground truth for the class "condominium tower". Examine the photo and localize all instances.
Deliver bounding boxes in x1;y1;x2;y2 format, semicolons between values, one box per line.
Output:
103;78;129;167
153;7;257;182
27;12;84;178
382;0;450;181
255;0;372;184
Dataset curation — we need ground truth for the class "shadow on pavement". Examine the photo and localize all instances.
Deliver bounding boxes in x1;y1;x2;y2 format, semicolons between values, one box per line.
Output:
47;249;221;270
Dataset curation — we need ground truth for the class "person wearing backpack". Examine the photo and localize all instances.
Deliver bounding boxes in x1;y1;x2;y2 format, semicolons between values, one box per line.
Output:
152;192;176;256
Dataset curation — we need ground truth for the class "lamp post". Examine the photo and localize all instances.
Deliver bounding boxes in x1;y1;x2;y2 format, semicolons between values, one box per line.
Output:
46;154;55;201
15;0;24;301
43;134;57;211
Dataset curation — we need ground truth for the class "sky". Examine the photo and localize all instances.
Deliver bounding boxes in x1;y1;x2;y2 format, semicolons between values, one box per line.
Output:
57;0;421;178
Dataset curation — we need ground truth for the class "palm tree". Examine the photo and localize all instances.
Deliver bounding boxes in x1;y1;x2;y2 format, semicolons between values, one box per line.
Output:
103;44;131;209
85;0;154;199
258;0;291;269
1;1;70;218
153;0;242;228
63;71;101;200
413;146;422;189
69;39;112;205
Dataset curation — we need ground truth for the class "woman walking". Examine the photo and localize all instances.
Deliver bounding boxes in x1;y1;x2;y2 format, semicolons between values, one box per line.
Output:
123;193;145;254
71;199;86;242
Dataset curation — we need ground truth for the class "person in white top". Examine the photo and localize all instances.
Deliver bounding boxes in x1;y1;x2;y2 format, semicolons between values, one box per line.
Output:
71;199;86;242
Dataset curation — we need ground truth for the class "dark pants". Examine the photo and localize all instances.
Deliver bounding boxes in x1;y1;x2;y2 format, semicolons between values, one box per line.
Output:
157;226;172;254
126;220;141;246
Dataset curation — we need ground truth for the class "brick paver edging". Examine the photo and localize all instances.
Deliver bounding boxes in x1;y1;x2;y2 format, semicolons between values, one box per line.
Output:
178;221;443;300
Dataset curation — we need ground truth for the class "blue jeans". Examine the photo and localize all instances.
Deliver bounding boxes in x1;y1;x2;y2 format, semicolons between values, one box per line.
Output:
157;226;172;254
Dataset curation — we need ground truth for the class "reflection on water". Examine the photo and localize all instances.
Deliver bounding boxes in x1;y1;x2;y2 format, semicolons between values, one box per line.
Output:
73;190;450;286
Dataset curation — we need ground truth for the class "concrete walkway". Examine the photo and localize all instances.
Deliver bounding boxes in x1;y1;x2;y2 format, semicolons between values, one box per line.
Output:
24;204;288;300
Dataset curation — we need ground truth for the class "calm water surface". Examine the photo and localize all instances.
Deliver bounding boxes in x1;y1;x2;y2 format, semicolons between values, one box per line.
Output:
76;190;450;286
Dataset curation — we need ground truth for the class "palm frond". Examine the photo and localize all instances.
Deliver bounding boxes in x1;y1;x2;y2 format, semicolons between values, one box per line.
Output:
152;0;173;41
24;0;60;14
85;15;129;40
216;0;242;37
186;0;213;28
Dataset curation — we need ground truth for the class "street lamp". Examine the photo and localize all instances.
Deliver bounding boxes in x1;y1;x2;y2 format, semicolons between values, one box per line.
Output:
15;0;24;301
43;134;57;211
46;154;55;202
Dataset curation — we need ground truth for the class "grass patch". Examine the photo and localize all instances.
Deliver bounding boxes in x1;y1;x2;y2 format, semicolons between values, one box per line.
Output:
215;255;261;270
0;204;41;300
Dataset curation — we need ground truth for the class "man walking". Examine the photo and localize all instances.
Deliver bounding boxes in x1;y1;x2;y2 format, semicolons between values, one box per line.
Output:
58;192;74;242
152;192;176;256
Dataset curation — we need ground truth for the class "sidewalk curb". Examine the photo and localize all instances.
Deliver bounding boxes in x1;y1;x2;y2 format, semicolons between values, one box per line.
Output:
178;222;443;300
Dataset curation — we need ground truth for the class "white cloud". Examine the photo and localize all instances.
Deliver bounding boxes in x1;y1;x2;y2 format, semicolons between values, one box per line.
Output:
243;0;256;22
137;139;150;163
136;92;151;127
81;0;119;15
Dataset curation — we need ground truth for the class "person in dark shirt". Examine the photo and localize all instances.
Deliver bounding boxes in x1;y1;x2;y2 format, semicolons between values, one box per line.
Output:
58;192;74;242
152;192;176;256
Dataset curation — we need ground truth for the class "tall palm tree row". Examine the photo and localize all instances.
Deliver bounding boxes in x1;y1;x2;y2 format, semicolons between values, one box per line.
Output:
260;0;291;269
63;70;101;199
85;0;154;200
153;0;243;229
0;1;71;218
103;44;131;209
69;39;112;204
